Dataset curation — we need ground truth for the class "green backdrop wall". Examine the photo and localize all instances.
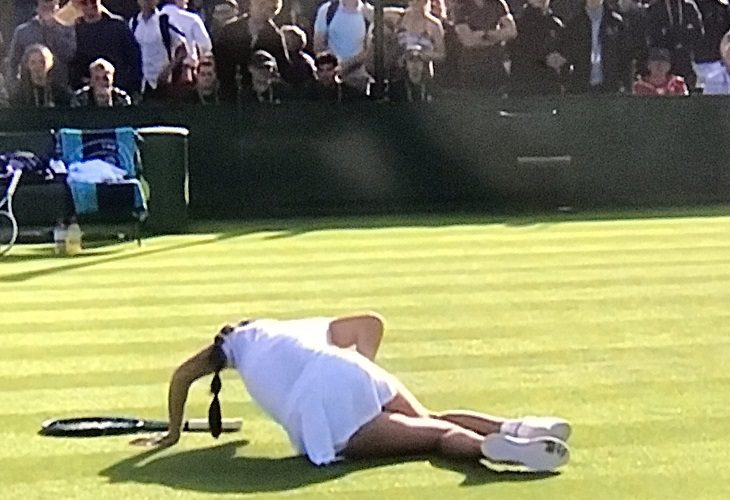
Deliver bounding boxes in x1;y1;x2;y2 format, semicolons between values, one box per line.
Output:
0;95;727;223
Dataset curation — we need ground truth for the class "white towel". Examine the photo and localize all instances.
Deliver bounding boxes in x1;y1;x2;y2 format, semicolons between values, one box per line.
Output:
67;159;127;184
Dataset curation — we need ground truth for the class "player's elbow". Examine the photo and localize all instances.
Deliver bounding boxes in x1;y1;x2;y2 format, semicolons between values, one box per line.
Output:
172;357;205;385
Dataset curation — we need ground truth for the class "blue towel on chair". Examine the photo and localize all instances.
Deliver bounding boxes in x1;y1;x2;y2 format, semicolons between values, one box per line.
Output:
68;182;99;215
58;127;139;177
58;127;148;220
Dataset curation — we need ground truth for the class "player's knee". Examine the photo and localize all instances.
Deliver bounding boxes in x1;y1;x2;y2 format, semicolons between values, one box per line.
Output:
362;312;385;335
436;428;463;452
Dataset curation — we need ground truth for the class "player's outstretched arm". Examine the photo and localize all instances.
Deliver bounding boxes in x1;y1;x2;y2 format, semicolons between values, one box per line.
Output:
131;345;217;447
329;313;385;361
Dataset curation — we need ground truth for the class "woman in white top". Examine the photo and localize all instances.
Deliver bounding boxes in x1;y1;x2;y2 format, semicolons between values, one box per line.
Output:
132;313;572;472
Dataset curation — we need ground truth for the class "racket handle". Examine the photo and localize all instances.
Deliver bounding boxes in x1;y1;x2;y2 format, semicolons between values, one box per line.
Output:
184;418;242;432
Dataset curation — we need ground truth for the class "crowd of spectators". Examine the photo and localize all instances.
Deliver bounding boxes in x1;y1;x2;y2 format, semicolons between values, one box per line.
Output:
0;0;729;108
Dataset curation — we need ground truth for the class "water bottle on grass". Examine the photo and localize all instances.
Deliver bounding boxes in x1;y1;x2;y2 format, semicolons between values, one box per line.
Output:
65;218;82;256
53;220;67;256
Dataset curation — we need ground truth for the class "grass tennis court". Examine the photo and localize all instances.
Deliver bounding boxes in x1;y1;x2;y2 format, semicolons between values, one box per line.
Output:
1;208;729;499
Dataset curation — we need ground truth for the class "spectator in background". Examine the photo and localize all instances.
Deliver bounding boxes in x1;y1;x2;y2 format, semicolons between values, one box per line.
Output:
213;0;289;101
307;50;364;101
281;24;316;93
646;0;704;89
192;0;242;29
14;0;39;28
159;0;214;55
431;0;448;19
155;41;201;102
104;0;141;19
384;0;446;82
245;49;290;102
10;43;72;107
313;0;374;93
55;0;112;26
691;0;730;91
451;0;517;92
632;46;688;94
5;0;76;90
398;0;447;62
279;0;314;44
71;57;133;105
70;0;142;96
562;0;632;94
209;0;240;40
367;7;406;84
702;30;730;93
509;0;566;95
549;0;583;23
614;0;650;77
131;0;186;98
193;56;220;102
388;43;435;101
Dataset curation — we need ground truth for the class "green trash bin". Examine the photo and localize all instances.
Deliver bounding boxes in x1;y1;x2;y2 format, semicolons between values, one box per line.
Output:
137;126;189;234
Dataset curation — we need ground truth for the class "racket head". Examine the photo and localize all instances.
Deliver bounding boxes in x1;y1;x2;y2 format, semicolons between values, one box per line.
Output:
39;417;146;437
0;211;18;257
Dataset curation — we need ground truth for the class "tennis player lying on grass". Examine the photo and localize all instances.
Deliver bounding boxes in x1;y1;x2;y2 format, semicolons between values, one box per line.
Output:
132;313;572;471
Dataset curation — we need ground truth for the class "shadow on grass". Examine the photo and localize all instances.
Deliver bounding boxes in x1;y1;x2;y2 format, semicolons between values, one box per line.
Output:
100;441;558;494
0;229;254;282
191;204;730;241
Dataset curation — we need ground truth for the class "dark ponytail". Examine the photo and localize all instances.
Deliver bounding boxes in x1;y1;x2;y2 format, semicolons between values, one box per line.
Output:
208;325;233;438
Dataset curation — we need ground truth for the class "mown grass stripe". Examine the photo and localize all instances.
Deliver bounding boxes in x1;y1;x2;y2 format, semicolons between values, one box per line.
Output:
3;325;729;360
5;241;730;283
2;365;727;417
1;283;728;326
5;270;730;312
2;307;730;336
5;256;730;293
3;337;729;379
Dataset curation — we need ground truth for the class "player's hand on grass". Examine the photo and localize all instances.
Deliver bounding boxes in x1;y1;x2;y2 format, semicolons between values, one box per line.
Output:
130;431;180;448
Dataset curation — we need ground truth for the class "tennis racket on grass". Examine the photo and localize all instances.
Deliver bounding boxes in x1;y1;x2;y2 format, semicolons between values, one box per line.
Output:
39;416;242;437
0;169;23;257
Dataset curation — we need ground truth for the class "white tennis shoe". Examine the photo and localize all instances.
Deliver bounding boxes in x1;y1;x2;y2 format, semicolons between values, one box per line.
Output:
504;416;572;441
481;433;570;472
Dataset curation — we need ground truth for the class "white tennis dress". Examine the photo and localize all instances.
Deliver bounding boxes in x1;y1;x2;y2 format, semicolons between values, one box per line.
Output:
220;317;398;465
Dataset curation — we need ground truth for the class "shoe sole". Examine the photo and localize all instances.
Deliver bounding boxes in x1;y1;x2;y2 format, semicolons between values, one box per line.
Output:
481;433;570;472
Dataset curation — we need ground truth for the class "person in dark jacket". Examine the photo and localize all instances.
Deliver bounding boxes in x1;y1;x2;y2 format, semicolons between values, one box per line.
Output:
69;0;142;95
281;24;316;98
307;51;365;102
614;0;650;78
509;0;567;95
212;0;290;102
646;0;704;89
562;0;632;93
692;0;730;90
